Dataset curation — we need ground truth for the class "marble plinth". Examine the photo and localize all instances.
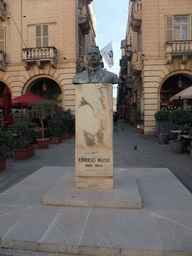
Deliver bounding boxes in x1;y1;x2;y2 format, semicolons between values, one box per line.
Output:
75;83;113;190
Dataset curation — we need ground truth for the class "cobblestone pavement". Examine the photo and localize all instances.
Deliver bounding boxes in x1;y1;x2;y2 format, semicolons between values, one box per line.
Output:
0;120;192;194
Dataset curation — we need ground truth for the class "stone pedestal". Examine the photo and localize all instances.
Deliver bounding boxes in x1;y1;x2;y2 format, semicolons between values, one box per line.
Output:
75;83;113;190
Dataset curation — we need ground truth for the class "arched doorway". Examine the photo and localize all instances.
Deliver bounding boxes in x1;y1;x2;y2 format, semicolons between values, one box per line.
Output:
160;73;192;112
26;77;62;107
0;81;7;98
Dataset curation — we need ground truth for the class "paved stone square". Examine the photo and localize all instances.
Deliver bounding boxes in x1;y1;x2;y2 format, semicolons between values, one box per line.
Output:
0;121;192;255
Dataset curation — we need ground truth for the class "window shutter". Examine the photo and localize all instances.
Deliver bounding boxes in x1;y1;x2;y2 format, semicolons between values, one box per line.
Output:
0;28;5;52
43;25;48;36
36;25;41;47
190;14;192;40
166;15;173;41
36;25;49;47
43;25;48;47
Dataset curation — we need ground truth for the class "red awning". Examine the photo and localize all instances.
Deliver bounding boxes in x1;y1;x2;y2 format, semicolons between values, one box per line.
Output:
167;99;183;105
12;93;46;107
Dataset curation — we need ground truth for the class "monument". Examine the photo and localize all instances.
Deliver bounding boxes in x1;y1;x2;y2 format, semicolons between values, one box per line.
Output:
73;46;119;190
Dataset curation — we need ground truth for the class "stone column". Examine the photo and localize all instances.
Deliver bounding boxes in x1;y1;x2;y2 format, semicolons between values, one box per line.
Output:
75;83;113;190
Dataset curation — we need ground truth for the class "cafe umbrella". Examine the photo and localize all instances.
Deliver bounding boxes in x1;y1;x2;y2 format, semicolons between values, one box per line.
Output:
169;86;192;101
11;93;45;108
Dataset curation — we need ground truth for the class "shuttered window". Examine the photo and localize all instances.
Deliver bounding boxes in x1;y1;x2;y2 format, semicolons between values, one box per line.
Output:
190;14;192;40
166;15;191;41
166;15;173;41
0;28;5;52
36;24;49;47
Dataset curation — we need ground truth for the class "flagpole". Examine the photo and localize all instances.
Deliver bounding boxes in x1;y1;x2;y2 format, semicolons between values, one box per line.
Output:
8;10;27;48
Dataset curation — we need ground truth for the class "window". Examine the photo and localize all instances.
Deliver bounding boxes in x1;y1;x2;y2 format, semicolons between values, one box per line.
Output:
174;16;189;40
166;15;192;41
36;24;49;47
0;28;5;52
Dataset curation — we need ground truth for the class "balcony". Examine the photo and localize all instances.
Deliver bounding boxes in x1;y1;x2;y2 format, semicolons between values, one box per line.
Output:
78;5;91;35
165;40;192;64
0;50;6;71
0;0;6;21
22;47;58;69
85;0;93;4
131;0;142;32
126;76;132;89
132;52;142;75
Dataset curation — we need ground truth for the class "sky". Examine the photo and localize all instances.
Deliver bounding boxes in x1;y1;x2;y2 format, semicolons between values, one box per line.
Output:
94;0;129;97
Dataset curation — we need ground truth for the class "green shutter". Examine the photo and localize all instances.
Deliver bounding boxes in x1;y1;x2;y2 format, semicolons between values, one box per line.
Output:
166;15;173;41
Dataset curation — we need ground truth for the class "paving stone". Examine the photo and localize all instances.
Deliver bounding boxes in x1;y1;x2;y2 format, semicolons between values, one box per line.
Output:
80;208;163;250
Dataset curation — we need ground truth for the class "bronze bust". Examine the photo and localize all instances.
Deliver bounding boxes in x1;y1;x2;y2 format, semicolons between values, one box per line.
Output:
72;46;119;84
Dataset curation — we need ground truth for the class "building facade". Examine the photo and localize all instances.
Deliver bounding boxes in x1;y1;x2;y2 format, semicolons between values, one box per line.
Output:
119;0;192;134
0;0;96;113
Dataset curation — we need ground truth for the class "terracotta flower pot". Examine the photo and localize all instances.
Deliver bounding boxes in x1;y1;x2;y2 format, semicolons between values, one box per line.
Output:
0;155;6;171
14;145;35;160
137;128;144;134
51;136;62;144
37;138;50;149
62;133;72;139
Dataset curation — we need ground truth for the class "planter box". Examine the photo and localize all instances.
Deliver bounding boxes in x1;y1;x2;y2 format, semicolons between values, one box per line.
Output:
62;133;72;139
0;155;6;171
37;138;50;149
14;145;35;160
170;140;184;154
51;136;62;144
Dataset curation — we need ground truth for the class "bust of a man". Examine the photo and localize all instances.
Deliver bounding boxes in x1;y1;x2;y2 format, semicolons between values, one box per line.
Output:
72;46;119;84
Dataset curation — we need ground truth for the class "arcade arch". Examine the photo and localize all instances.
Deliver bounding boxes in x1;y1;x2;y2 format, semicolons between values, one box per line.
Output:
159;72;192;112
0;81;7;98
23;76;63;108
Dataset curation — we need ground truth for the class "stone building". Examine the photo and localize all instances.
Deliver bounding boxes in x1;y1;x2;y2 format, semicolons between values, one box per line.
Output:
120;0;192;134
0;0;96;112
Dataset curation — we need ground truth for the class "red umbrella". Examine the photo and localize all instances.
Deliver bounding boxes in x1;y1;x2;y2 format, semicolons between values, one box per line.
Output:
3;87;14;128
0;98;3;108
12;93;45;107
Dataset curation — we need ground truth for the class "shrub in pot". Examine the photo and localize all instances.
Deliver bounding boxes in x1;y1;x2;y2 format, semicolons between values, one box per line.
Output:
48;118;63;144
155;109;169;144
169;108;192;153
10;122;38;160
0;129;15;171
61;109;75;138
29;100;55;149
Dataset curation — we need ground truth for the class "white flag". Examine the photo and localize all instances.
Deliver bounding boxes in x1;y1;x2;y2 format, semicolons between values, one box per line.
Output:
100;42;114;68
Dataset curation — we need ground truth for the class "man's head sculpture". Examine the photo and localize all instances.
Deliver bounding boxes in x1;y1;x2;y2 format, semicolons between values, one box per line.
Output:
72;46;119;84
86;46;102;68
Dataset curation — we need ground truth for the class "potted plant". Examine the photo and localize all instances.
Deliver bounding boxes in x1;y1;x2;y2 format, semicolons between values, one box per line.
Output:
155;109;170;144
0;129;15;171
136;110;144;134
61;109;75;139
48;118;63;144
29;100;54;149
10;122;38;160
169;108;192;153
